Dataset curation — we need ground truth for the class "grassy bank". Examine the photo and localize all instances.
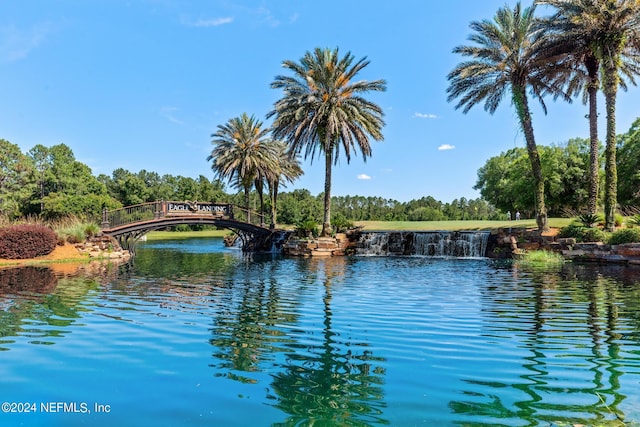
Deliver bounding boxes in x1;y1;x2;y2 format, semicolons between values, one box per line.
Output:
354;218;573;231
145;229;229;240
144;218;575;241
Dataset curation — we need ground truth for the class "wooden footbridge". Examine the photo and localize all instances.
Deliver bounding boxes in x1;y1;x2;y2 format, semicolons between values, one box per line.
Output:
100;201;285;252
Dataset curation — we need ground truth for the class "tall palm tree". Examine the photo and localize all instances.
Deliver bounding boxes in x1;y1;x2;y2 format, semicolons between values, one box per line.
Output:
597;0;640;230
265;140;303;228
447;2;571;231
536;1;601;216
207;113;276;223
537;0;640;226
268;47;386;237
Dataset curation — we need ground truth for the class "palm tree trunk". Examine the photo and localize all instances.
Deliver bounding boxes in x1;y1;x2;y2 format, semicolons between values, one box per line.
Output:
603;65;618;231
269;180;279;228
255;178;265;226
586;56;600;216
513;84;548;232
244;185;251;223
271;181;279;228
322;148;333;237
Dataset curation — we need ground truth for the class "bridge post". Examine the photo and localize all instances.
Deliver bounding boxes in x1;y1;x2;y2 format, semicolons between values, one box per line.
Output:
101;208;110;229
154;201;161;219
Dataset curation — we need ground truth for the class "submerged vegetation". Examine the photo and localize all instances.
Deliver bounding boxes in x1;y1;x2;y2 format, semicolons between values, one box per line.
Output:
515;249;566;266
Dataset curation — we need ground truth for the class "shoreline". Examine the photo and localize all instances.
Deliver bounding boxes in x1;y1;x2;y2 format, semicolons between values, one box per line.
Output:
0;242;130;271
0;243;89;268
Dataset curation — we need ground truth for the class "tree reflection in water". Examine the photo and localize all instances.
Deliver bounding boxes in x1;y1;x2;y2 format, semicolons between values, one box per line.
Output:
208;257;389;426
0;266;100;348
449;262;640;426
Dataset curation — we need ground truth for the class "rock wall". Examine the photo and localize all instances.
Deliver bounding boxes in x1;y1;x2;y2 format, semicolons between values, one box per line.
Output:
487;227;640;265
283;233;353;257
75;235;131;261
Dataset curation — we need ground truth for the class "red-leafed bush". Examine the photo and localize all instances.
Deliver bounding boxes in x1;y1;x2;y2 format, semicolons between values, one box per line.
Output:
0;224;58;259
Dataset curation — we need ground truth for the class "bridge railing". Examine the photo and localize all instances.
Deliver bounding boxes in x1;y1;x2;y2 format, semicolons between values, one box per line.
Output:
232;205;271;228
102;201;161;229
101;201;272;230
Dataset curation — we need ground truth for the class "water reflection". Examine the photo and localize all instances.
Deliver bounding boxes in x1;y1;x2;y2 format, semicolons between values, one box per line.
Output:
449;262;640;426
0;266;100;349
0;266;58;295
208;276;298;383
206;257;389;425
2;240;640;426
270;258;388;426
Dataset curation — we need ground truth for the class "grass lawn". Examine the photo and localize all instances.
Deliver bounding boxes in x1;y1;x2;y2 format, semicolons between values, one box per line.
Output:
354;218;574;231
146;229;229;240
145;218;576;241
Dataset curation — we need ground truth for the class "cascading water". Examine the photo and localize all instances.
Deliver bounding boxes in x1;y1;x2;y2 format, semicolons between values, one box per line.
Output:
356;232;390;256
356;231;490;258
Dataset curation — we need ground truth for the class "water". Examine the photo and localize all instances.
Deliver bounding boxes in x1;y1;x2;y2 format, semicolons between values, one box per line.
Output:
1;237;640;426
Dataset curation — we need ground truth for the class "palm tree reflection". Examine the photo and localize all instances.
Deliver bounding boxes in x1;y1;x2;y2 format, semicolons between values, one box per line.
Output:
208;257;388;425
449;263;639;426
270;258;388;426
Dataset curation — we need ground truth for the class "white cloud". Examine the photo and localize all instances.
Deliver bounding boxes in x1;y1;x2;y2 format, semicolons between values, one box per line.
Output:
357;174;372;180
438;144;456;151
182;16;234;27
160;107;184;125
414;112;439;119
254;6;280;27
0;23;52;62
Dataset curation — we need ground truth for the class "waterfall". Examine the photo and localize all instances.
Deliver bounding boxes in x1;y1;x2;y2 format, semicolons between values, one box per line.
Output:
356;231;490;258
357;232;390;256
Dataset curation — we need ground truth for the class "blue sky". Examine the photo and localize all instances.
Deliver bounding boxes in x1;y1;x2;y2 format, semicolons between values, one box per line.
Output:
1;1;638;203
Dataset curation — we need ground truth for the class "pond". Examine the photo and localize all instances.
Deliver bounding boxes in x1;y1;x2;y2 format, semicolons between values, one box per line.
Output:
1;237;640;426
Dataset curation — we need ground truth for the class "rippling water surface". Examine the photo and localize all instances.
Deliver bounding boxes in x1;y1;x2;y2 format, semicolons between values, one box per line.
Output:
1;237;640;426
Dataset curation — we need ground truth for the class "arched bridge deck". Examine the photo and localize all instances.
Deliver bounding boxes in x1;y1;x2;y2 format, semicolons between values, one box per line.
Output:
100;201;284;252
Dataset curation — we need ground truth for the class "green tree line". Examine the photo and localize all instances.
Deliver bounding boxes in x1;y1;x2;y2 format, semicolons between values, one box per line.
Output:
475;117;640;217
2;114;640;226
0;139;499;224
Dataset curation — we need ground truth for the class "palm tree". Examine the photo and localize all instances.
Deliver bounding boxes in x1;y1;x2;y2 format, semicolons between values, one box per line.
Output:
596;0;640;230
536;1;601;216
447;2;571;231
537;0;640;226
207;113;276;223
268;47;386;237
265;140;303;228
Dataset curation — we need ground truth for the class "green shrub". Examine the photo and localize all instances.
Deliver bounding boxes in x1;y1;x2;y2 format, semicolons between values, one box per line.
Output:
628;214;640;227
615;213;624;227
516;250;565;266
558;223;585;240
578;213;602;228
50;217;102;244
84;223;100;237
608;228;640;245
295;219;318;238
581;228;606;243
331;213;354;234
0;224;58;259
60;224;87;243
